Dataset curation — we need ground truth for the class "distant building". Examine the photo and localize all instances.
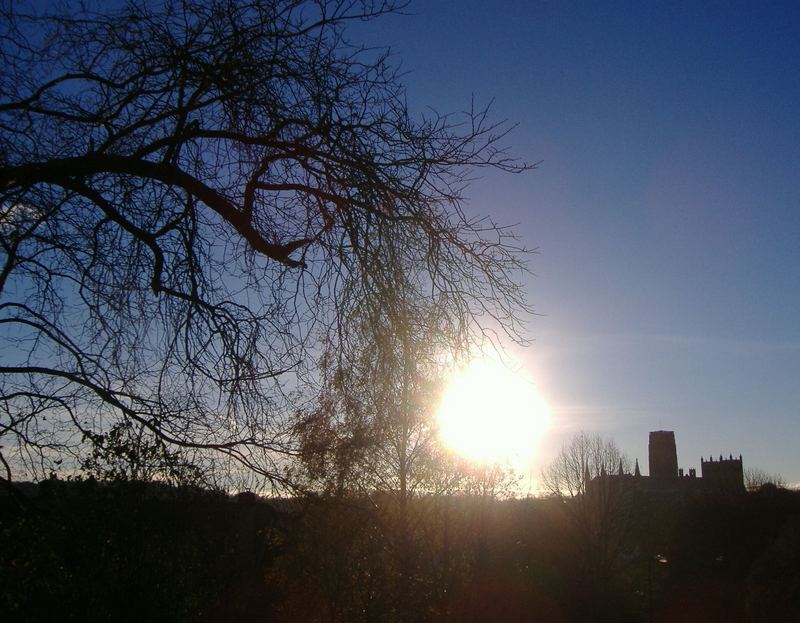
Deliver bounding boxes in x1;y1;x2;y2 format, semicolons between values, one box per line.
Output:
649;430;679;479
701;452;745;492
590;430;745;496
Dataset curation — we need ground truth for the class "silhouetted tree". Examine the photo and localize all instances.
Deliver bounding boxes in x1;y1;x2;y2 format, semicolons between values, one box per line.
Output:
542;431;631;498
290;253;533;620
744;466;786;492
292;276;462;620
0;0;533;486
542;431;634;619
295;275;453;491
80;420;204;485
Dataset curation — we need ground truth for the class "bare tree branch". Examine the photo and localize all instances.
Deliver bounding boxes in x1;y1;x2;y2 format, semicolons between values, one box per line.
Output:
0;0;534;488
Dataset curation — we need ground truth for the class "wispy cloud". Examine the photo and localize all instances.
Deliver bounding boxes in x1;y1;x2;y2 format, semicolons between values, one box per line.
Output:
551;331;800;355
626;333;800;354
547;402;668;433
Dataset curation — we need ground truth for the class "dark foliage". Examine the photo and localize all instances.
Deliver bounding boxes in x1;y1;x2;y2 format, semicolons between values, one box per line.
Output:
4;480;799;623
0;478;283;623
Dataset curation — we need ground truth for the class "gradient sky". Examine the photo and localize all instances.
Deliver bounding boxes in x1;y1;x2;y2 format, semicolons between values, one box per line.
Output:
355;1;800;487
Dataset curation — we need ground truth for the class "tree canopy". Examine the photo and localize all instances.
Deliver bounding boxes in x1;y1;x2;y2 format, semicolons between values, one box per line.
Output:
0;0;533;488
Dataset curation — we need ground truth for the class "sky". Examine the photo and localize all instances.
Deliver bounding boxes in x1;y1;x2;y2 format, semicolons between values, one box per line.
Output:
354;1;800;487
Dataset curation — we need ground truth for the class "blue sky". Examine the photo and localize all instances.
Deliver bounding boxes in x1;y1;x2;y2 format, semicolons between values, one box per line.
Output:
355;1;800;485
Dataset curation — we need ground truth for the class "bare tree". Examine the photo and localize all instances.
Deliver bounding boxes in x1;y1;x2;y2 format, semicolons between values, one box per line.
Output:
0;0;533;487
744;466;786;492
542;431;633;589
294;272;454;494
292;251;532;619
291;271;457;615
542;431;631;499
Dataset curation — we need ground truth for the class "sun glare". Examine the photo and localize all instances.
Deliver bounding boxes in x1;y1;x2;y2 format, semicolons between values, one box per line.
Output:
436;357;550;467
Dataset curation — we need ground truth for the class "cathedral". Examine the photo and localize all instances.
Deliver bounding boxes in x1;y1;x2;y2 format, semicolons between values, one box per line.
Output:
597;430;745;495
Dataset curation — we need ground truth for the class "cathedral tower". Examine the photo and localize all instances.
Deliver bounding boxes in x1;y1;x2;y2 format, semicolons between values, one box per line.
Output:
649;430;678;479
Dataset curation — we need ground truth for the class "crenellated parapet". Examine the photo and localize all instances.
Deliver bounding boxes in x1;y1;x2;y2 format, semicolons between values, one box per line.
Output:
701;453;745;492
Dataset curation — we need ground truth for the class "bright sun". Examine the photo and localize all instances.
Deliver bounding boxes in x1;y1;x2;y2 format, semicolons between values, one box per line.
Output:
437;357;551;467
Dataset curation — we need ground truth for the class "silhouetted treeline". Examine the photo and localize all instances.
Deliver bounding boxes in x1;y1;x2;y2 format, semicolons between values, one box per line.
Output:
0;478;285;623
2;479;799;622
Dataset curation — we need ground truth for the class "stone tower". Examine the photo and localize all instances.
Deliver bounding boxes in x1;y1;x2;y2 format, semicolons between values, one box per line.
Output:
649;430;678;479
701;454;745;492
